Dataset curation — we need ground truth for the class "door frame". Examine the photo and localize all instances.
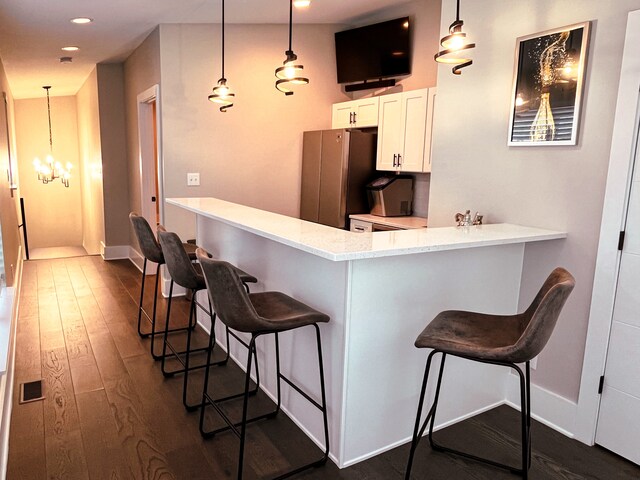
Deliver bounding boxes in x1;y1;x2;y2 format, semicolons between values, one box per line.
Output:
136;85;163;275
574;9;640;444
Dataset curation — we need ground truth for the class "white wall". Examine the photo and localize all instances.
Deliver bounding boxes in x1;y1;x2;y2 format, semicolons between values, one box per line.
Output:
76;68;106;255
429;0;640;401
15;96;83;249
158;23;348;239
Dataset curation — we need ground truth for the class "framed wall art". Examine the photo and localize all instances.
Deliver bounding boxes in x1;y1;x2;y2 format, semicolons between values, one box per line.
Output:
508;22;590;146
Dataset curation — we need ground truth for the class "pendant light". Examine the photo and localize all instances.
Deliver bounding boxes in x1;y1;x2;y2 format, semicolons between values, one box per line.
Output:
33;86;72;187
275;0;309;95
434;0;476;75
208;0;234;111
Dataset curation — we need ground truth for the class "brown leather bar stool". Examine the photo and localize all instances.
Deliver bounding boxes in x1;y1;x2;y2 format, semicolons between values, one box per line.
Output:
405;267;575;480
196;248;330;480
157;229;258;411
129;212;198;359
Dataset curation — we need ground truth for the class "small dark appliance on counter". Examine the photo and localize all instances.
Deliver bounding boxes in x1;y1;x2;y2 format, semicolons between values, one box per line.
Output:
366;175;414;216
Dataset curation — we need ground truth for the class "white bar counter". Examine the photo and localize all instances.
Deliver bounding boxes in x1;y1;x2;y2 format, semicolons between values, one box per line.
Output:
168;197;566;468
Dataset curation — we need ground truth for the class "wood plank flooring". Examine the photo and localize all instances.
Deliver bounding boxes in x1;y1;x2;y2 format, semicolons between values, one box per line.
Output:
7;256;640;479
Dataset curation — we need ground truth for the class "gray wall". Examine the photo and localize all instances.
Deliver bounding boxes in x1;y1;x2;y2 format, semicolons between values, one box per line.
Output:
124;27;161;250
97;64;130;248
429;0;640;401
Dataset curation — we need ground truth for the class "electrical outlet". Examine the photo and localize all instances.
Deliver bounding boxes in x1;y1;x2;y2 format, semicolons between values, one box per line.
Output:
187;173;200;186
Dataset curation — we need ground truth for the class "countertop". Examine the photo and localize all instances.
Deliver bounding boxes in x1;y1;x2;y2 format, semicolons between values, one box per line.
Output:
168;197;566;261
349;214;427;229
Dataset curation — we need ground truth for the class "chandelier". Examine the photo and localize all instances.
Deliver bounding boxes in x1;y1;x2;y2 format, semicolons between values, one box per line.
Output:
33;86;72;187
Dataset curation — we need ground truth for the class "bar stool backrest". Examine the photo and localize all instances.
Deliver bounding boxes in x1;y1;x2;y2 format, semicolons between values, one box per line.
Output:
129;213;164;264
196;249;262;333
158;230;201;291
512;267;575;363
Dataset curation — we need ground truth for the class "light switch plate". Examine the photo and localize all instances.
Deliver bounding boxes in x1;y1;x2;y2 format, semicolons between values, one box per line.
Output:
187;173;200;186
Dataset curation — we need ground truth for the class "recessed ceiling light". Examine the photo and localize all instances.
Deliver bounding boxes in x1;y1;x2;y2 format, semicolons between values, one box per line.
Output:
293;0;311;7
61;46;79;52
70;17;93;24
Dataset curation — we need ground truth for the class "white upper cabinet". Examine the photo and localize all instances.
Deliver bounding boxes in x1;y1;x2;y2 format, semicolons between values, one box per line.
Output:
376;88;436;173
331;97;380;129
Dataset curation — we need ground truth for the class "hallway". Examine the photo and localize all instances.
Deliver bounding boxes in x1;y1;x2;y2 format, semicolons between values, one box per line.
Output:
6;257;640;479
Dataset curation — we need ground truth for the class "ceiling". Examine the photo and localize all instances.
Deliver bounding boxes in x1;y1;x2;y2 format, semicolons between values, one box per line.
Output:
0;0;413;99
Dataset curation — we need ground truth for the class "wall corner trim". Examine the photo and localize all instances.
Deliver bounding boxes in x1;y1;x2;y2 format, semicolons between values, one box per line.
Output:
100;242;131;261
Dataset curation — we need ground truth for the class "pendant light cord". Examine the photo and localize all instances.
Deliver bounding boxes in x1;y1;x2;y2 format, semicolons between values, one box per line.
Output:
456;0;460;22
221;0;225;79
45;86;52;152
288;0;293;52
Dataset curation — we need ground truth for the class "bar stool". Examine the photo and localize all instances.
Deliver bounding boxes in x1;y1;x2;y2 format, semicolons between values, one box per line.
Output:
196;248;330;480
405;267;575;479
157;229;258;411
129;212;197;359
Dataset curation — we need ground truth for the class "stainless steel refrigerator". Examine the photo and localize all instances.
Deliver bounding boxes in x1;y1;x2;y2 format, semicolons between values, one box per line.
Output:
300;129;377;229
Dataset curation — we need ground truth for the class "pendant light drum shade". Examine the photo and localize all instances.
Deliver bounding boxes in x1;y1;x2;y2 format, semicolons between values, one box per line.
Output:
275;0;309;95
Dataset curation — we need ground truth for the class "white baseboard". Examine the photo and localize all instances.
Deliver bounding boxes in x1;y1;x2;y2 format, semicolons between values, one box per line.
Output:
339;400;505;468
101;242;132;261
505;373;577;439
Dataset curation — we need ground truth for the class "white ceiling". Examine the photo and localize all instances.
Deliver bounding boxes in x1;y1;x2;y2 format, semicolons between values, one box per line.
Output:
0;0;413;99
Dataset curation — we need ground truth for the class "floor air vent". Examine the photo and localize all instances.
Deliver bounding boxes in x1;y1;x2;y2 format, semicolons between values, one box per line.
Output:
19;380;45;404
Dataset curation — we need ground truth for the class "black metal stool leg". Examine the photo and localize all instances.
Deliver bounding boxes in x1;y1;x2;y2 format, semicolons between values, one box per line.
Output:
526;360;532;469
161;280;175;377
237;335;257;480
199;322;217;436
421;354;531;477
149;270;161;356
405;350;441;480
137;258;148;337
183;290;199;410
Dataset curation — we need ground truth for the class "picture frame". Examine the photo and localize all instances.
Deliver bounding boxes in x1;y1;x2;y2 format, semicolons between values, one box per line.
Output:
507;22;590;146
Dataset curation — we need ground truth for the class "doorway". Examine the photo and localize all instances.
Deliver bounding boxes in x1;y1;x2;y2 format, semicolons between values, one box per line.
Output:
14;93;87;260
575;8;640;465
594;96;640;464
136;85;163;274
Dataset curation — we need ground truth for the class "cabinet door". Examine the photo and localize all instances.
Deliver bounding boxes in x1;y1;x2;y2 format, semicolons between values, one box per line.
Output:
353;97;379;128
376;94;403;171
399;89;428;173
332;103;353;129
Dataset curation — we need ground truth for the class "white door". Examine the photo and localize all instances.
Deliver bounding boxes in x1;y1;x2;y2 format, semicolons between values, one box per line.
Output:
595;117;640;465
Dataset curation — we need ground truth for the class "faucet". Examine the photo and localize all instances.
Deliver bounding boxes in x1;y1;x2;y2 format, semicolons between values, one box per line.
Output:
455;210;483;226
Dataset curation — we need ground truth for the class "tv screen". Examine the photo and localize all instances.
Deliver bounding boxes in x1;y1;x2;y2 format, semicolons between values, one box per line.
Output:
335;17;411;85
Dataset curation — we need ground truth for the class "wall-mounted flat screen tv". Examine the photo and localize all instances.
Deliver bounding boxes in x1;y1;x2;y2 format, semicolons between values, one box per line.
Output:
335;17;411;85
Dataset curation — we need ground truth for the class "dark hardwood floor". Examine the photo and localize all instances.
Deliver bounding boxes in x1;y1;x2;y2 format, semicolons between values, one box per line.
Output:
7;256;640;479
